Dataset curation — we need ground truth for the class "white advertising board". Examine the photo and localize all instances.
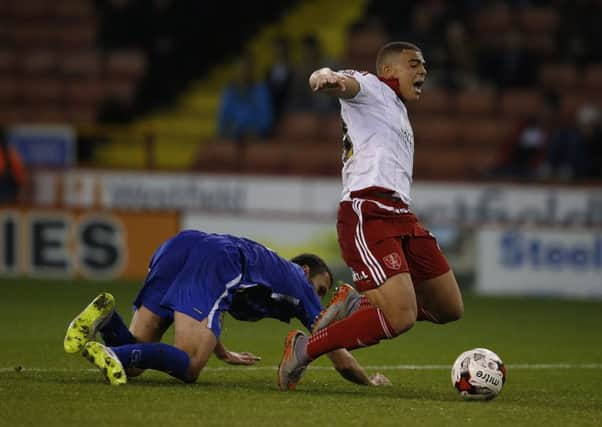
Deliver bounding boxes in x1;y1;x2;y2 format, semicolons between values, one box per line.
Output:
32;170;602;227
181;212;341;263
476;228;602;298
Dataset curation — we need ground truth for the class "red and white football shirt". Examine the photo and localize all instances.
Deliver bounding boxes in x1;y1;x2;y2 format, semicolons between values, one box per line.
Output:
338;70;415;205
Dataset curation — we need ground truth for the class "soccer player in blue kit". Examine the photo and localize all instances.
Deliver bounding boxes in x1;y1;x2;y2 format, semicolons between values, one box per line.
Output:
64;230;390;387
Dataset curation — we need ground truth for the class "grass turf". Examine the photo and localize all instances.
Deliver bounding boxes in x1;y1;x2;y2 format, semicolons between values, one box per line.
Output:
1;278;601;426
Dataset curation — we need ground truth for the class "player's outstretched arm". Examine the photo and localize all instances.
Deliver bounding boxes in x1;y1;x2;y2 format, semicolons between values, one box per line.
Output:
308;67;360;99
214;341;261;366
327;349;391;386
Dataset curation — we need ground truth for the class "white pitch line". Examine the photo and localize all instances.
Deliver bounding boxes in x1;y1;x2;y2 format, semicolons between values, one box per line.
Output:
1;363;602;374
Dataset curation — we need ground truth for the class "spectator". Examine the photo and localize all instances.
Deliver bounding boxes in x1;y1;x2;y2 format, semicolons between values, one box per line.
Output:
0;130;27;204
578;104;602;178
490;95;557;180
266;37;294;126
286;34;339;114
217;54;274;141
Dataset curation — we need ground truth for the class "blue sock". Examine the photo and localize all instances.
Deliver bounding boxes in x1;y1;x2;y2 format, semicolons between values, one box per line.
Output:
112;343;191;382
100;311;136;346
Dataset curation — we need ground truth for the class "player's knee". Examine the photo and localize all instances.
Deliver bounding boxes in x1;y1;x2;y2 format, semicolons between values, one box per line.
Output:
438;300;464;324
183;364;203;383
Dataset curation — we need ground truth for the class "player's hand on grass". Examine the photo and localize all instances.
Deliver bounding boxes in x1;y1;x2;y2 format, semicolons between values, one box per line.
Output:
218;350;261;366
368;373;392;386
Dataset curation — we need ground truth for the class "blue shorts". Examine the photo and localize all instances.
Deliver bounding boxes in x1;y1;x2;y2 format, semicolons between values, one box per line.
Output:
133;231;243;338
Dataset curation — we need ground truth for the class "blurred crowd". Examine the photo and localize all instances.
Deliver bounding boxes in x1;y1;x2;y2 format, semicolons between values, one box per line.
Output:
214;0;602;181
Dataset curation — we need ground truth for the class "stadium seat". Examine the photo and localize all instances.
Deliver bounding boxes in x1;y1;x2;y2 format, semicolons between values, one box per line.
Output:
539;63;577;89
196;139;241;172
9;0;52;19
523;33;555;58
0;107;19;125
319;114;344;143
500;90;543;118
55;26;96;50
105;50;147;80
517;7;559;33
242;142;290;174
583;64;602;90
65;80;104;108
458;118;513;149
61;52;101;79
273;113;322;143
0;77;18;105
408;88;452;116
0;50;17;76
54;0;94;20
20;78;63;104
412;116;460;146
11;26;57;49
473;3;513;47
64;105;99;125
287;143;340;176
343;28;388;72
21;50;59;76
452;89;497;117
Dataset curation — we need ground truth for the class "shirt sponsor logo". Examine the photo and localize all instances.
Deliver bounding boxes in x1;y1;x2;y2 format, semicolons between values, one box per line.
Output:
351;269;369;282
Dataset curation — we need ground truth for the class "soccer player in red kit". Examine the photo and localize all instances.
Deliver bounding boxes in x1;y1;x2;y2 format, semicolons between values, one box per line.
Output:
278;42;464;390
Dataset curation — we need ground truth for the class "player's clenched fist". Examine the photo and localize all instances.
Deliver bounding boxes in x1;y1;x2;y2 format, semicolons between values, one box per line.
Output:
309;68;347;92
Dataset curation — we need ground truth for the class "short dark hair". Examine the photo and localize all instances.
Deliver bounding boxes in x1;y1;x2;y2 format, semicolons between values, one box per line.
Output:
291;253;333;285
376;41;421;74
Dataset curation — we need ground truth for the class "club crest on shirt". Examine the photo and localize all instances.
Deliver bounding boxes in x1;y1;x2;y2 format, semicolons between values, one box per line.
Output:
382;253;402;270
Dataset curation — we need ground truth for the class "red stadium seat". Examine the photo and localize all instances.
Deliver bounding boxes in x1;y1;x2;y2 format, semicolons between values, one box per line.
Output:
583;64;602;90
21;50;60;76
500;90;543;118
273;113;322;143
64;80;104;108
242;142;289;174
319;114;344;143
539;63;577;89
412;116;460;146
105;50;147;80
0;107;19;126
0;50;17;76
458;118;513;149
0;77;18;105
408;88;452;116
195;139;242;172
452;89;497;117
55;26;96;50
517;7;559;33
10;0;52;19
20;78;63;104
61;52;101;79
287;143;340;176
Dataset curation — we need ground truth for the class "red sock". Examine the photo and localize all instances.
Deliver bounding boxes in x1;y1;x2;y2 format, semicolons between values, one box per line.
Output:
306;306;394;359
417;305;440;323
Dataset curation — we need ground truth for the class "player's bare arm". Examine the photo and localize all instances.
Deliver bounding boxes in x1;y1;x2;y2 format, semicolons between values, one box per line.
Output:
308;67;360;99
214;340;261;365
326;349;391;386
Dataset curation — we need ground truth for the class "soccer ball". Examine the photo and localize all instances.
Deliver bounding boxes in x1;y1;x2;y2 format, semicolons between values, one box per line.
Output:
451;348;506;400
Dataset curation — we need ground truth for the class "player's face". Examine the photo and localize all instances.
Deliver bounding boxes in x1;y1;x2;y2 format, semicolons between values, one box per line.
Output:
392;50;427;102
310;272;332;298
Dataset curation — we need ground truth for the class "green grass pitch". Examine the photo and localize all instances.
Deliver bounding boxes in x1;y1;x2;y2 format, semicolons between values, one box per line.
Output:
1;278;601;426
